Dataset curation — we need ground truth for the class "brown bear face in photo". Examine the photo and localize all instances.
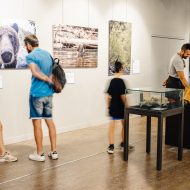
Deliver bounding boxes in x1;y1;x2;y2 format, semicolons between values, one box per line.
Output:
0;24;19;69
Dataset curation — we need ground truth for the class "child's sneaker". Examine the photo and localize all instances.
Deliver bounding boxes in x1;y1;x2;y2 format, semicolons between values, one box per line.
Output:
0;152;18;162
107;144;114;154
48;151;58;160
29;152;45;162
120;142;135;152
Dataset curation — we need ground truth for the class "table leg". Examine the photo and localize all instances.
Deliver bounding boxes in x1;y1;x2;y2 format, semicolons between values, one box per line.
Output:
178;112;184;161
124;112;129;161
146;116;151;153
157;115;163;171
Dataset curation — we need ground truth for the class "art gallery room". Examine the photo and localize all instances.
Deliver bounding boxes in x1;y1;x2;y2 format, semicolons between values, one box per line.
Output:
1;0;190;189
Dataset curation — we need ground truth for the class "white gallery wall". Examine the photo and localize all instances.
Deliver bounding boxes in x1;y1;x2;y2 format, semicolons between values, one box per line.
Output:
0;0;189;144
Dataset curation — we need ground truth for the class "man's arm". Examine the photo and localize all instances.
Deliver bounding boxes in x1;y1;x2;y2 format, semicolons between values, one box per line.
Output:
107;95;111;107
176;71;189;88
28;63;52;83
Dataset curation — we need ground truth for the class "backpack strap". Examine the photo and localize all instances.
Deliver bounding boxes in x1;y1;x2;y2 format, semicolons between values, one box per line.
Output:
50;55;59;66
54;58;59;65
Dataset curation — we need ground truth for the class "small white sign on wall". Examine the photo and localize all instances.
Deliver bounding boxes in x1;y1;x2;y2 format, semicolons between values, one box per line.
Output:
132;60;140;74
0;75;2;88
65;72;75;84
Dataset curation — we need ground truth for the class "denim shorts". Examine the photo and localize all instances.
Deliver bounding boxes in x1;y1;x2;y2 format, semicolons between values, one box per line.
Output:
29;96;53;119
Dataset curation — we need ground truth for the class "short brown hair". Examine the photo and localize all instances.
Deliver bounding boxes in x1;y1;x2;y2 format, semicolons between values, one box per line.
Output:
24;34;39;47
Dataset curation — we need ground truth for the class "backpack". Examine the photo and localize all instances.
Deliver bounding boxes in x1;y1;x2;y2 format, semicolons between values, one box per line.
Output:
51;57;66;93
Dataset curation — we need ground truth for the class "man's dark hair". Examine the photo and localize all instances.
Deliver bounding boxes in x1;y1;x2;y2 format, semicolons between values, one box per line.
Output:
114;61;123;73
181;43;190;51
24;34;39;47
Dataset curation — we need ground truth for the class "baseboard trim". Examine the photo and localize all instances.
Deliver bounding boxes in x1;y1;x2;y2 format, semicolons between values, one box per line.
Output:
4;116;140;145
4;119;110;145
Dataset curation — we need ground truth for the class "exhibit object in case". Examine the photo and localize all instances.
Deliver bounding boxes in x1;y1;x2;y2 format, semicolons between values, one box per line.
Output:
126;87;183;111
124;87;184;171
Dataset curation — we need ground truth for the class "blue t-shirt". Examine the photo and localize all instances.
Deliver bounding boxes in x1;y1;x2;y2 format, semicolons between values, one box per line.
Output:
26;48;54;97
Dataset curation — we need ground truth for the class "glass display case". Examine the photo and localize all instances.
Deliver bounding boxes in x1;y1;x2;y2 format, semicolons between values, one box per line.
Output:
126;87;184;111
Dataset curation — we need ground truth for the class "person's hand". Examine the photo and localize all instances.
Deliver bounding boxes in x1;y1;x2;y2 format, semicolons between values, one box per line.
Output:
162;79;167;87
47;77;53;84
44;76;53;84
48;75;53;84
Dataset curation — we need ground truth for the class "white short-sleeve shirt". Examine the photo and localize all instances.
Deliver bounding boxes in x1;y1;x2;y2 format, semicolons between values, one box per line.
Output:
168;54;185;78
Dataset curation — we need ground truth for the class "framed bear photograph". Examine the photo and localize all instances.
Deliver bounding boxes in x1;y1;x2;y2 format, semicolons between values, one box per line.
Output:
0;19;36;69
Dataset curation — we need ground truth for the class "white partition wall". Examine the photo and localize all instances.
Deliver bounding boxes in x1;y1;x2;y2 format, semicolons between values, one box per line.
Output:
0;0;189;144
150;37;185;88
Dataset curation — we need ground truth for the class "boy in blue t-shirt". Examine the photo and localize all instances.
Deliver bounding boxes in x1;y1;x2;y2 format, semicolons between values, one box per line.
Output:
25;35;58;161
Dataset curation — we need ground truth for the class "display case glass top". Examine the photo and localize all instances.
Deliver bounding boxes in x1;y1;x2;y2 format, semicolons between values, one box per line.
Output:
127;87;182;93
126;87;183;111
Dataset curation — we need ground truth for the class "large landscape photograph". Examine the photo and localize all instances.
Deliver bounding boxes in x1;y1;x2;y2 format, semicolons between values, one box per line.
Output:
109;20;132;75
53;25;98;68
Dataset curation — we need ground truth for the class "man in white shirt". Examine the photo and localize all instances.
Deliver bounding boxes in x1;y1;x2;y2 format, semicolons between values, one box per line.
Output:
165;43;190;89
